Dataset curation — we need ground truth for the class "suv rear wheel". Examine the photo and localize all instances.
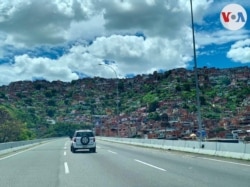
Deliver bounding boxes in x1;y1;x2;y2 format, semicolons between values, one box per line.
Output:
71;146;76;153
90;147;96;153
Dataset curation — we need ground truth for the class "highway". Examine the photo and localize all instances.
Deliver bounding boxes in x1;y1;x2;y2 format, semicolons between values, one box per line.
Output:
0;138;249;187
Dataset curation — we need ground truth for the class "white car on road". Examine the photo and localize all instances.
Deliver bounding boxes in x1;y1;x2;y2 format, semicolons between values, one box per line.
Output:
71;130;96;153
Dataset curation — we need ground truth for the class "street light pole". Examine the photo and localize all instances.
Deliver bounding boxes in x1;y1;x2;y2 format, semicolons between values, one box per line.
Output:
99;63;120;137
190;0;203;147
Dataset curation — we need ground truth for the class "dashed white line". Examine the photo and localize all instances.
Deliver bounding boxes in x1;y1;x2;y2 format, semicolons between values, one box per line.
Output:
108;150;117;154
64;151;66;156
134;159;166;172
64;162;69;174
183;155;195;158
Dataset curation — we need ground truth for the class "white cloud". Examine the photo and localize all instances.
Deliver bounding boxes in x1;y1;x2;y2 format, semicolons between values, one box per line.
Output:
0;0;94;46
13;54;79;82
0;33;193;85
96;0;192;39
227;39;250;63
88;34;193;76
0;0;248;86
66;15;105;41
196;29;250;46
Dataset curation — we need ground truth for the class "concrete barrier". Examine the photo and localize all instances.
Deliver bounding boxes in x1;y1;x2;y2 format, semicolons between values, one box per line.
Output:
0;138;56;156
98;137;250;160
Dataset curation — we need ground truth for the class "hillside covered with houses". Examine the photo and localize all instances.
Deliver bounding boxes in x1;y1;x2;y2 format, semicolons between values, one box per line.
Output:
0;66;250;142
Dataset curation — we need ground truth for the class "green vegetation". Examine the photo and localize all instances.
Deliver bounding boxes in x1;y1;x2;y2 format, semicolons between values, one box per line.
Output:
0;67;249;142
0;105;35;143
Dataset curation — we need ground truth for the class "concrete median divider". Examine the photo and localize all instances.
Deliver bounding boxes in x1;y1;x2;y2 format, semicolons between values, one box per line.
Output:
97;137;250;160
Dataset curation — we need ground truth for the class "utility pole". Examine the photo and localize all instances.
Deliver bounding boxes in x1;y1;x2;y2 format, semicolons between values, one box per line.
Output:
190;0;203;147
99;63;120;137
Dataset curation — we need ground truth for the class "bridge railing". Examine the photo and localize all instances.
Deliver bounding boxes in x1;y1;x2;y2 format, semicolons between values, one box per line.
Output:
98;137;250;160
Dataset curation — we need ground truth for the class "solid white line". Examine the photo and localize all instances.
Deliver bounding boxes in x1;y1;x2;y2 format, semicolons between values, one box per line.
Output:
64;162;69;174
182;154;250;167
134;159;166;171
0;143;49;161
108;150;117;154
198;157;250;167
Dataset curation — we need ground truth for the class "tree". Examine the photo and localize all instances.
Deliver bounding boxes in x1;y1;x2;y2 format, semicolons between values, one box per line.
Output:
0;92;6;99
148;101;159;112
183;83;191;91
160;113;170;129
34;83;42;90
48;99;56;106
118;81;125;92
44;89;57;98
148;112;160;121
142;93;157;104
161;113;168;121
221;77;231;85
164;70;171;78
46;108;55;117
24;98;33;105
160;121;170;129
175;85;181;92
200;96;206;105
0;120;30;143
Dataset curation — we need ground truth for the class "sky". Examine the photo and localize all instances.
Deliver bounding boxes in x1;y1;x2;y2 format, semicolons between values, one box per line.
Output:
0;0;249;86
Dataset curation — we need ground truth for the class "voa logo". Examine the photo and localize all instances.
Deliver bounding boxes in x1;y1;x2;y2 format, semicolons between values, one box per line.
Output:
220;4;247;30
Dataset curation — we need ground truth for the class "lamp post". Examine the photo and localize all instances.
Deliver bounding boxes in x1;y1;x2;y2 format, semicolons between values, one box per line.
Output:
99;63;120;137
190;0;203;147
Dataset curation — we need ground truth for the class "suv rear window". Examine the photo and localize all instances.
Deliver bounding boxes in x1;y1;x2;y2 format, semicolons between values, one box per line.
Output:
75;132;94;137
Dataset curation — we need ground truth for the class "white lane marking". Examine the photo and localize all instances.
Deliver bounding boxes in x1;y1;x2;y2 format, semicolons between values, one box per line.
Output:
0;142;50;161
182;154;250;167
108;150;117;154
64;162;69;174
0;149;35;161
64;151;66;156
134;159;166;172
199;157;250;167
64;147;67;150
183;155;195;158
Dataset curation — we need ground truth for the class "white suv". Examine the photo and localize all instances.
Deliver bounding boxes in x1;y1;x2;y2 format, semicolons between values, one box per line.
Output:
71;130;96;153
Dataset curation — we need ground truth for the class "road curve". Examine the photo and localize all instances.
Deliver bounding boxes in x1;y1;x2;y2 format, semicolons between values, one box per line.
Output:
0;138;249;187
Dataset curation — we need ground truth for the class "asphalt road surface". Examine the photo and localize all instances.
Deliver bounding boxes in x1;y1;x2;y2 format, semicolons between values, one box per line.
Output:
0;138;249;187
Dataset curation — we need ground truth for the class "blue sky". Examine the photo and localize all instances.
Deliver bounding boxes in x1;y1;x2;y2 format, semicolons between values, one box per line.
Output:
0;0;249;86
194;1;250;69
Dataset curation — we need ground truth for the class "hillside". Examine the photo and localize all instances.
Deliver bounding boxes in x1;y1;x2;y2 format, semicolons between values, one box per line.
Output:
0;66;250;141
